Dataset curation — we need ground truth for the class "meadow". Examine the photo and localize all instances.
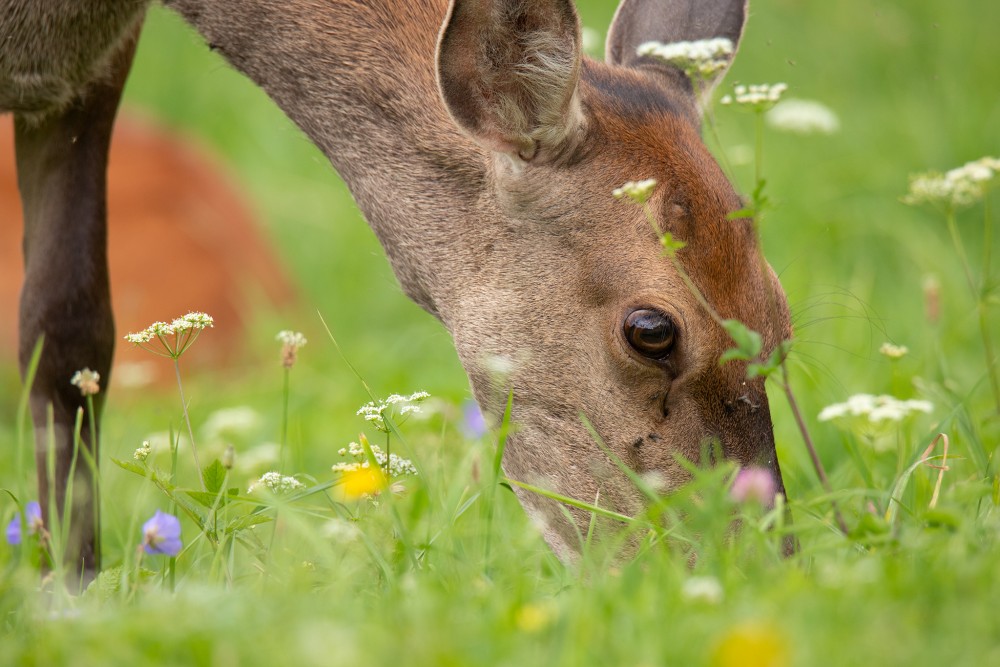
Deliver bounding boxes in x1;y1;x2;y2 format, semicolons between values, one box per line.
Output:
2;0;999;665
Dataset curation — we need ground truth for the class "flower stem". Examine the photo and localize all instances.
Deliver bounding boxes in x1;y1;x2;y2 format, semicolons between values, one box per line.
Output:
947;208;1000;412
173;358;205;490
980;197;1000;413
781;363;850;535
86;394;101;565
280;368;290;472
754;111;764;193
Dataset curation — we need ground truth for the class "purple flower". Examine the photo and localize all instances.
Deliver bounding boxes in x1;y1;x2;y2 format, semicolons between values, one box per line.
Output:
6;501;43;545
461;400;488;439
730;467;777;507
142;510;182;556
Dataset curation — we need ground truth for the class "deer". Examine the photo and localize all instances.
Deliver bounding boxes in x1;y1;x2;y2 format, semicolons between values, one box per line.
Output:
2;0;791;580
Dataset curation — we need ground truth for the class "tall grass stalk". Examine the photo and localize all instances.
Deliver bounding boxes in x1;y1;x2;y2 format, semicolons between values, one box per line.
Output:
172;359;205;490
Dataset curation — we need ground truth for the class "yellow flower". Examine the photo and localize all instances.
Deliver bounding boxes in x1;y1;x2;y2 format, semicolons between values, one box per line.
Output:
514;602;555;633
711;621;790;667
337;467;388;500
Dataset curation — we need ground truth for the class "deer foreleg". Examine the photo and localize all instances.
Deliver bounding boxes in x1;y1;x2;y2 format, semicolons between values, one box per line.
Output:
14;27;140;583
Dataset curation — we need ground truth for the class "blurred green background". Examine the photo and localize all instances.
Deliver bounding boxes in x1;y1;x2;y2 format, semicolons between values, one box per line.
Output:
1;2;999;665
2;0;998;574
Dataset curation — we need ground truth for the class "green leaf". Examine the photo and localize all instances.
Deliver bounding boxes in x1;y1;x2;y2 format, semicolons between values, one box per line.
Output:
202;459;227;494
171;490;208;528
111;457;150;478
719;319;762;364
185;490;228;508
226;513;274;533
659;231;687;254
746;339;793;379
726;207;755;220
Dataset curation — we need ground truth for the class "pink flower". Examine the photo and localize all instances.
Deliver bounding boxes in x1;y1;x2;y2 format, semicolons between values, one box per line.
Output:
730;467;777;507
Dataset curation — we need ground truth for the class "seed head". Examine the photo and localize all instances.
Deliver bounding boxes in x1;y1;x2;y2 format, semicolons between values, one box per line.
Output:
70;368;101;396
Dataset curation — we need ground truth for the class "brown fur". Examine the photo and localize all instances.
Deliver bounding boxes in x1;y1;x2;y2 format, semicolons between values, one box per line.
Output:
3;0;790;567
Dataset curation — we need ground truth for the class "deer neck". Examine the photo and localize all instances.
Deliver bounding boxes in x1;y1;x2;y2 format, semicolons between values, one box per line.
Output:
165;0;485;317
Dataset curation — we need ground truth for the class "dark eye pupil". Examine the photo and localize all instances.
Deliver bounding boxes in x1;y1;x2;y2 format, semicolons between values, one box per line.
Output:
625;310;675;358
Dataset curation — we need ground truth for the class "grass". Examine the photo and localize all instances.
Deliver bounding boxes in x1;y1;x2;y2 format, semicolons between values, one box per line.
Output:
3;0;1000;665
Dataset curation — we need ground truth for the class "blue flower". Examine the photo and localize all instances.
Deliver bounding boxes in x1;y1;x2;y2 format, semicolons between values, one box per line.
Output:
461;400;488;439
6;501;43;545
142;510;182;556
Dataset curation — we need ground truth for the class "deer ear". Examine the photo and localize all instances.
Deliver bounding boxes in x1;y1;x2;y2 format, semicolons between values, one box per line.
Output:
606;0;747;114
436;0;583;162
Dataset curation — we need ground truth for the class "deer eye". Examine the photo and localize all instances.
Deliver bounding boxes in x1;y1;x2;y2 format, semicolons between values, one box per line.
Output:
624;309;676;359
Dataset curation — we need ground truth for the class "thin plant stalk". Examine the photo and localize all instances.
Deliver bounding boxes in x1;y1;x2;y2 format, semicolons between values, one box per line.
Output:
946;208;1000;412
85;394;101;568
755;110;765;192
172;358;205;490
280;367;290;471
781;362;849;535
979;195;999;412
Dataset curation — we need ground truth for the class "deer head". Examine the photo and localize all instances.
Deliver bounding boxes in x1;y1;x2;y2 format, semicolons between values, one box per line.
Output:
434;0;790;558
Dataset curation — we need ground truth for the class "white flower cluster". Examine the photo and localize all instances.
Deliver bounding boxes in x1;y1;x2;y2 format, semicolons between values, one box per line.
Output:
902;156;1000;210
248;471;305;495
612;178;657;205
681;576;724;604
333;441;418;478
276;330;307;348
819;394;932;423
124;312;214;344
765;98;839;135
878;342;909;360
819;394;932;448
70;368;101;396
637;38;734;80
356;391;430;432
134;440;152;462
720;83;788;111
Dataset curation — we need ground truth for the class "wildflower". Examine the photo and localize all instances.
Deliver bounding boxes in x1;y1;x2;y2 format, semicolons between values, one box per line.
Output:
483;353;516;377
134;440;152;462
142;510;182;556
878;342;909;360
730;467;777;506
202;406;261;441
124;312;214;358
720;83;788;112
321;518;360;542
356;391;430;433
819;393;933;447
902;156;1000;210
637;38;734;82
70;368;101;396
682;576;724;604
276;330;307;369
336;467;389;500
461;400;488;439
765;98;839;134
514;602;556;633
613;178;657;205
332;441;418;478
581;26;602;57
711;621;790;667
248;471;306;495
231;442;279;472
6;501;43;545
819;394;932;423
222;444;236;470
